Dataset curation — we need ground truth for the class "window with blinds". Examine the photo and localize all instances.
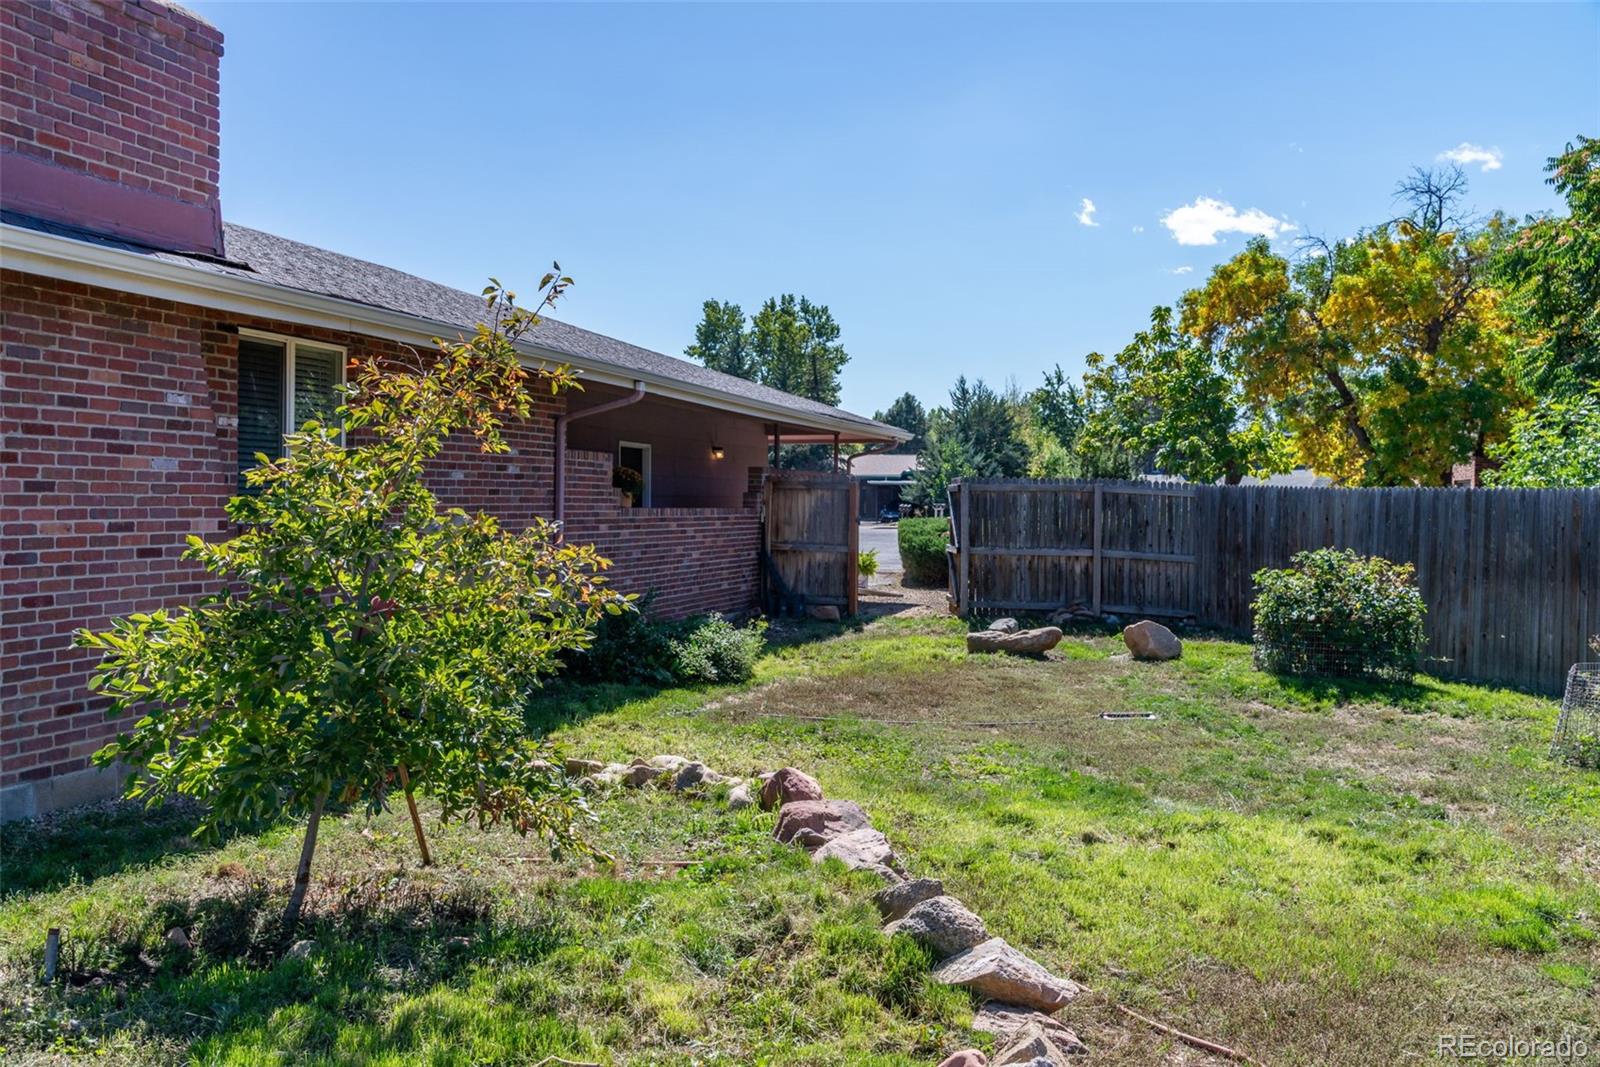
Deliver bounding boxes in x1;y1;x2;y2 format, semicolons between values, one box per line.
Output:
237;338;285;491
236;334;344;493
293;344;341;429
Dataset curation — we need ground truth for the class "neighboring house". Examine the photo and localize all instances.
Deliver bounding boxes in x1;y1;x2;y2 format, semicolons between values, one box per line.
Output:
0;0;906;819
845;452;920;517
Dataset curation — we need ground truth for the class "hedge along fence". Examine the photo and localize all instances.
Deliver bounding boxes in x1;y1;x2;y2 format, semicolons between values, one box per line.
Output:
947;480;1600;693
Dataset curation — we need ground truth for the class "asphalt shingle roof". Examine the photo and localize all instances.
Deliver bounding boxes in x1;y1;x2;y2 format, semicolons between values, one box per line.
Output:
4;211;903;439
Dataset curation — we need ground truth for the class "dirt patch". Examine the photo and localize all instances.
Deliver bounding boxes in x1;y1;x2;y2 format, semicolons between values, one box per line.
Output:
858;574;950;619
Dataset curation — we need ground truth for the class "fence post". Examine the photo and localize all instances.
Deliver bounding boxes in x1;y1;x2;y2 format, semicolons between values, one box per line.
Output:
957;482;970;617
1091;483;1103;616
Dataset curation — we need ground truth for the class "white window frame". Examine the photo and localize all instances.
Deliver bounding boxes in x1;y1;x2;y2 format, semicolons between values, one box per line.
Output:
238;327;346;445
617;440;652;507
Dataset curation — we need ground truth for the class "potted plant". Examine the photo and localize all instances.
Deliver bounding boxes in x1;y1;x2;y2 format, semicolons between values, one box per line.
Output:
858;548;879;590
613;466;644;507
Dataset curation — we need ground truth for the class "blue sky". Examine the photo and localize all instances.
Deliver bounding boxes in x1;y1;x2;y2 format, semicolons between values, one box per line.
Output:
190;1;1598;418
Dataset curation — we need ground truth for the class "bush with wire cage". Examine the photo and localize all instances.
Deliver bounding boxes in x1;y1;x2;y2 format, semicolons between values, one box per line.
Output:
1251;549;1426;682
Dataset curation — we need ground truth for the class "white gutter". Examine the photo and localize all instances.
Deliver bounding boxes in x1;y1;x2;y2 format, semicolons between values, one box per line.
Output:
0;222;911;444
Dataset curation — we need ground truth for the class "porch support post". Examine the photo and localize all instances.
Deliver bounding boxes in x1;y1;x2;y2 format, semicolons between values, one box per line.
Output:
772;427;782;470
832;432;840;471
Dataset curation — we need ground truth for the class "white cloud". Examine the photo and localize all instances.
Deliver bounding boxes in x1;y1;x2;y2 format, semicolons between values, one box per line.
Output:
1161;196;1296;246
1437;142;1503;172
1170;265;1193;275
1076;198;1099;227
1131;224;1145;233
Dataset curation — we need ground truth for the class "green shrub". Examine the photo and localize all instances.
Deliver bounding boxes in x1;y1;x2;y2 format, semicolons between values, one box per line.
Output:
670;615;768;684
1251;548;1426;681
563;604;768;687
562;594;678;686
899;517;950;587
858;549;879;579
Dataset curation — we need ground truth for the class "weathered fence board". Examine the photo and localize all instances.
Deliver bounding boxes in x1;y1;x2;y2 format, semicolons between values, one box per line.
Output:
950;479;1600;693
763;471;858;613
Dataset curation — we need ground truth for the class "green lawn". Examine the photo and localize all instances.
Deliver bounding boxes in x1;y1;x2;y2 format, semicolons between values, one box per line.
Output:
2;617;1596;1065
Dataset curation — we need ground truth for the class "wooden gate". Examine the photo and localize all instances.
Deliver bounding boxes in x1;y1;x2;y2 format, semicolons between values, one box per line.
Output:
763;470;859;615
950;479;1196;618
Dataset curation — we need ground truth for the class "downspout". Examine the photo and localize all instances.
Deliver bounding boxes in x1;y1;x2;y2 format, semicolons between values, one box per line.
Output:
554;380;646;535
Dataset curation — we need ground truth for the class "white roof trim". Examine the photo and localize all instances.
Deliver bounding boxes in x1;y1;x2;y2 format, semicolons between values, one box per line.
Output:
0;221;910;443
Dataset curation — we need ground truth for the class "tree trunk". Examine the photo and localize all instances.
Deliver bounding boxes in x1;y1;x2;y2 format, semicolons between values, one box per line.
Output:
397;763;433;867
283;789;328;932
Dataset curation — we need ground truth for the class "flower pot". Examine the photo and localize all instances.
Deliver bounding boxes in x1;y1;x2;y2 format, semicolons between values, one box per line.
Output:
619;491;633;508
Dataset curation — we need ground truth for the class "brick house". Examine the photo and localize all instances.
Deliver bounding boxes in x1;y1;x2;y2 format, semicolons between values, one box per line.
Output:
0;0;906;820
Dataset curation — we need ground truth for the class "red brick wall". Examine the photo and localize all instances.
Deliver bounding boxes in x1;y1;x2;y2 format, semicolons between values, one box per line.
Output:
2;269;760;817
1;0;225;253
563;449;760;619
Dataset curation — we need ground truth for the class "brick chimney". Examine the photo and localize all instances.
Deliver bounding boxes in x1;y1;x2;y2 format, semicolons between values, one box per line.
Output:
0;0;224;255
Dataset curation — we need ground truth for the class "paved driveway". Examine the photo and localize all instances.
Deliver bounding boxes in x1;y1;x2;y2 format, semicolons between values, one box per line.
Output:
858;522;901;572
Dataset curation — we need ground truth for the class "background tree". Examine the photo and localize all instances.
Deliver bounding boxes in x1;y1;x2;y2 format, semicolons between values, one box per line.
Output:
1495;136;1600;399
1483;388;1600;488
686;293;852;468
80;279;626;931
1029;366;1088;449
684;299;755;378
910;376;1027;504
874;392;927;453
1078;305;1292;484
1182;168;1522;485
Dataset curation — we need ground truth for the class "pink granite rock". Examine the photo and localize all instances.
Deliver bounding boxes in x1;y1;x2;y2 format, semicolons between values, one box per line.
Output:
759;766;824;810
773;799;870;845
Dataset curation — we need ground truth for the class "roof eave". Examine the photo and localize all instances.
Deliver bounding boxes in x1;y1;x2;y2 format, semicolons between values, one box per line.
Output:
0;221;911;444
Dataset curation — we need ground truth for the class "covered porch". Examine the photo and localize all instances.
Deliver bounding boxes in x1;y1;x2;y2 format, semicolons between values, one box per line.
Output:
557;380;906;515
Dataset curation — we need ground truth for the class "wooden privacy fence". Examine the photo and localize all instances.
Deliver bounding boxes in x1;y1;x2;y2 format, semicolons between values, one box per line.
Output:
948;479;1600;693
762;470;859;615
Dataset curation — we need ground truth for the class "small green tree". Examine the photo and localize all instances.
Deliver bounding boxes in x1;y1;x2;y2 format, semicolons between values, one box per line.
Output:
1484;389;1600;487
79;275;629;930
1080;305;1292;484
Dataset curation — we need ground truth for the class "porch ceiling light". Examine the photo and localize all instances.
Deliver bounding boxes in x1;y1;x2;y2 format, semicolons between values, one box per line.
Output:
710;445;725;460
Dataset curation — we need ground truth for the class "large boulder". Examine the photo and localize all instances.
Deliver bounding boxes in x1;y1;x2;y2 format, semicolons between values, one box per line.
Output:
564;757;604;777
973;1002;1087;1057
647;754;692;773
808;604;841;622
1122;620;1181;661
759;767;824;810
812;827;898;878
873;877;945;922
931;938;1080;1013
967;627;1063;656
773;799;871;846
884;895;988;959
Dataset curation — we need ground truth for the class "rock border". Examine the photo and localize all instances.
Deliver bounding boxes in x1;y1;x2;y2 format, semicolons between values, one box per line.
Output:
574;754;1087;1064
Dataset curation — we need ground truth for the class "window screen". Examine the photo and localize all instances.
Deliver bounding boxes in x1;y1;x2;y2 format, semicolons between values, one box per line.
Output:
237;337;285;491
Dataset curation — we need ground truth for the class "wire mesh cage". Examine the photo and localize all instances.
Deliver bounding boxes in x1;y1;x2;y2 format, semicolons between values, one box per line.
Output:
1252;619;1419;683
1552;663;1600;769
